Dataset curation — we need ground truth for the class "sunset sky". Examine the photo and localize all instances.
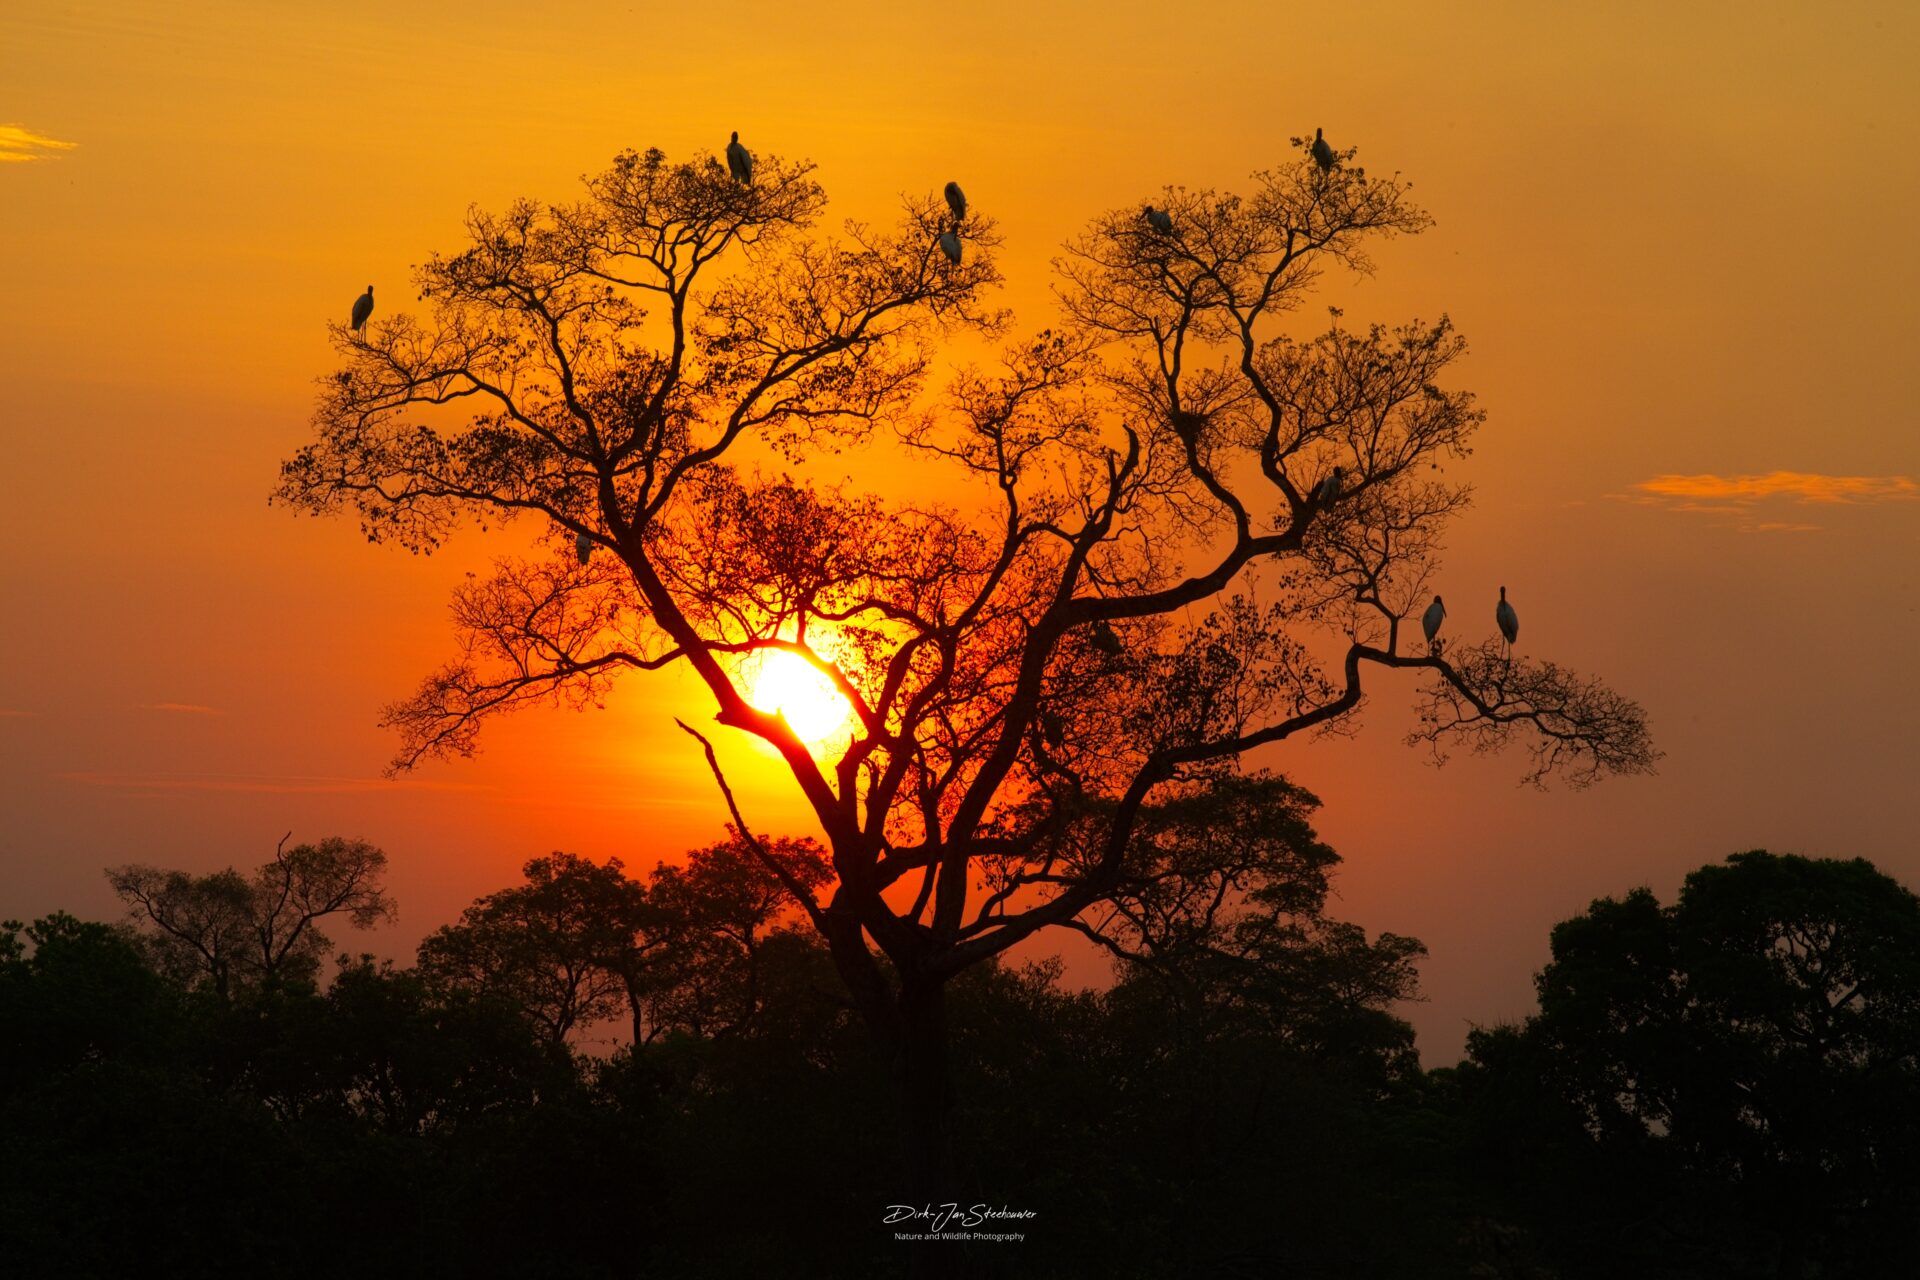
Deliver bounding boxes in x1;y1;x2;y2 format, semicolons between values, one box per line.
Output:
4;1;1916;1064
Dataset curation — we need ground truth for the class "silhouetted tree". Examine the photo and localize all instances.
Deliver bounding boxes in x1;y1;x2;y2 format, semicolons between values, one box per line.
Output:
1463;851;1920;1278
275;138;1657;1219
106;835;394;997
0;871;1488;1278
643;833;832;1039
0;912;171;1089
417;852;649;1049
1053;771;1423;1064
0;904;644;1279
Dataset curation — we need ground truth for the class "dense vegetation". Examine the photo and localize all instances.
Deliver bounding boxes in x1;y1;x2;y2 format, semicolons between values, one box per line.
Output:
5;833;1915;1278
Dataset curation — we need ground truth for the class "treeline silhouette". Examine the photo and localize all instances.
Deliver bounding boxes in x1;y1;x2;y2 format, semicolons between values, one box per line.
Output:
5;843;1917;1278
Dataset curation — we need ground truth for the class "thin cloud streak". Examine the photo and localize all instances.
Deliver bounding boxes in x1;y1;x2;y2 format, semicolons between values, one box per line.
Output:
1620;471;1919;532
0;124;78;163
0;709;37;718
57;771;488;795
1635;471;1919;505
142;702;222;715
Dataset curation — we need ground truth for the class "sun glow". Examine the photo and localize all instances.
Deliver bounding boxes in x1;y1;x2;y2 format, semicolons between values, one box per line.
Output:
745;649;855;747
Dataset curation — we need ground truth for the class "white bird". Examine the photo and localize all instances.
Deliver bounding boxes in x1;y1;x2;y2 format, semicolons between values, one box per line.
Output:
938;230;962;265
350;285;373;333
1422;595;1446;647
1316;465;1343;504
1495;586;1519;654
726;131;753;185
575;533;593;565
1311;127;1335;172
944;181;967;222
1143;205;1173;234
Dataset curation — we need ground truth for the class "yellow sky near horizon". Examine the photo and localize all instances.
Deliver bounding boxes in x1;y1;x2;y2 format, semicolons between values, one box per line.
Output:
4;0;1918;1063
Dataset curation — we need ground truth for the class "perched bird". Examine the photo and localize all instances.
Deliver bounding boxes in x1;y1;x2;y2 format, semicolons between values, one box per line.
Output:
1316;465;1343;504
575;533;593;565
1422;595;1446;648
726;131;753;185
1311;127;1335;172
1495;586;1519;653
944;181;967;222
350;285;374;333
1090;619;1123;656
1142;205;1173;234
938;230;962;265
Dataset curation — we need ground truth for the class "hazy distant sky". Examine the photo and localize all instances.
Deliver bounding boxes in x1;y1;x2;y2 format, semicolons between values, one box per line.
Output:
4;1;1916;1063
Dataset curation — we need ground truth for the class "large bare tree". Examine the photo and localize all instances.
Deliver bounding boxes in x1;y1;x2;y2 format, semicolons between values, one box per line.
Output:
276;138;1654;1211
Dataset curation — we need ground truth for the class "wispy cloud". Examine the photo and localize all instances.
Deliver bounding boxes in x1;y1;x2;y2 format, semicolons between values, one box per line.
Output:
0;124;77;164
142;702;221;716
1635;471;1919;505
58;771;487;796
1623;471;1919;532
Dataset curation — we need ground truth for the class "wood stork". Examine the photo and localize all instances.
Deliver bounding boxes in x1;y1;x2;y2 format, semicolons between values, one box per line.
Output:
1495;586;1519;655
1143;205;1173;234
938;230;962;265
575;533;593;565
726;131;753;185
1421;595;1446;648
945;181;967;222
1316;465;1343;504
1311;128;1335;172
350;285;373;333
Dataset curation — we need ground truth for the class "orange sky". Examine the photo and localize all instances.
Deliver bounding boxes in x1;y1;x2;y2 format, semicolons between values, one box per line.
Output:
4;0;1917;1064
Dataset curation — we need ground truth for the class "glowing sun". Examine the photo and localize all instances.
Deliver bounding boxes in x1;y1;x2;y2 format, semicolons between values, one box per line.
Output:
746;649;854;746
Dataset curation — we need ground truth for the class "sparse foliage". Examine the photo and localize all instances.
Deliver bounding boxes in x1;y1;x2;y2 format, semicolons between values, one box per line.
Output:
106;836;394;997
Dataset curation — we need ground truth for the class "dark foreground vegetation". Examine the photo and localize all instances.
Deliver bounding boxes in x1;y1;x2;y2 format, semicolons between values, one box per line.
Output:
4;836;1917;1279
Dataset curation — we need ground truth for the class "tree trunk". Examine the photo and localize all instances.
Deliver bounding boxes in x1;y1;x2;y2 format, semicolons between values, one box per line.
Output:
818;909;973;1277
899;976;957;1202
899;975;976;1280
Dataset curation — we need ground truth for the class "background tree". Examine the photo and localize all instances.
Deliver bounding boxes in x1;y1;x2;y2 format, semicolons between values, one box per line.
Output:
275;137;1656;1205
0;912;171;1092
643;833;832;1039
417;851;649;1049
1056;770;1424;1069
1462;851;1920;1278
106;835;394;997
0;905;634;1280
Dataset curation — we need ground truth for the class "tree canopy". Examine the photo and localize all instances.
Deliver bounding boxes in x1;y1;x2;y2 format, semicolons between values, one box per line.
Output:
275;136;1657;1210
1462;850;1920;1277
107;835;394;997
278;137;1649;971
